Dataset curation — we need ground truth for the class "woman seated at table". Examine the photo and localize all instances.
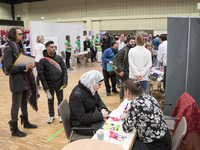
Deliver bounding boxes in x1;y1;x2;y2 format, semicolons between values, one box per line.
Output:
120;78;171;150
69;70;109;135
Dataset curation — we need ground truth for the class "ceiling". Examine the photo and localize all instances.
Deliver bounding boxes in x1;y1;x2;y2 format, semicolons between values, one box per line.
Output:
0;0;47;4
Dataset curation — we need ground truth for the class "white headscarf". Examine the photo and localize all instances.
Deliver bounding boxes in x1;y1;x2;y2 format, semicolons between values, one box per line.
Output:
80;70;104;95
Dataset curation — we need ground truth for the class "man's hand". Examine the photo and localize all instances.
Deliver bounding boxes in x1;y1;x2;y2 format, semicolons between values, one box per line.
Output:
136;75;143;80
109;61;113;66
26;62;34;70
119;72;124;77
44;89;49;94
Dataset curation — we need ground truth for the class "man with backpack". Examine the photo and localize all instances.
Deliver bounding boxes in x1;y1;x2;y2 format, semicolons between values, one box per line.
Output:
116;37;135;103
38;41;68;123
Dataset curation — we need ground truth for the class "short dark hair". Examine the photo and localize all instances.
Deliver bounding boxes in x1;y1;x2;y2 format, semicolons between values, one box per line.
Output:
45;41;54;47
123;78;143;97
160;34;167;41
8;27;22;41
111;40;117;47
127;37;135;42
119;33;124;36
77;36;80;39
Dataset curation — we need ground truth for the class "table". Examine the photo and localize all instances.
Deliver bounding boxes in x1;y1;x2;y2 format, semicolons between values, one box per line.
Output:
71;52;88;64
92;99;137;150
62;139;124;150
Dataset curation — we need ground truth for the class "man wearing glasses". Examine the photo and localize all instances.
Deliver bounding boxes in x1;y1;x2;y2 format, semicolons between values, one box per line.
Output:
38;41;68;124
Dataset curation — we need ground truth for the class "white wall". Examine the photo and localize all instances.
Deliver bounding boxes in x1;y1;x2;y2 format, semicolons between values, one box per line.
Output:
30;21;83;56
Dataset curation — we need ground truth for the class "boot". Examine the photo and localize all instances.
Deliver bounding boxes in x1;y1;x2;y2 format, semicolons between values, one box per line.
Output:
8;120;26;137
20;115;37;128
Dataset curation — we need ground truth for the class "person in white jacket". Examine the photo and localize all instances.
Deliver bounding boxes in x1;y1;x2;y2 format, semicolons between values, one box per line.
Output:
128;35;152;90
34;35;45;87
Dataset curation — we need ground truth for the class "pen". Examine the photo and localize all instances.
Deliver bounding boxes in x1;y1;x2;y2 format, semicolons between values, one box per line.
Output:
123;103;129;113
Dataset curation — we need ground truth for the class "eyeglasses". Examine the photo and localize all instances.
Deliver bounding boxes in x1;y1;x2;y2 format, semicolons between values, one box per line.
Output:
18;33;24;36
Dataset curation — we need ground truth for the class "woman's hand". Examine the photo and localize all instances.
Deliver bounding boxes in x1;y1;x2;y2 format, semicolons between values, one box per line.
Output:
120;113;127;120
101;109;108;119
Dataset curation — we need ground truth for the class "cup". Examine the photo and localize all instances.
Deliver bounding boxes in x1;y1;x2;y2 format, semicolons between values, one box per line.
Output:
97;130;104;141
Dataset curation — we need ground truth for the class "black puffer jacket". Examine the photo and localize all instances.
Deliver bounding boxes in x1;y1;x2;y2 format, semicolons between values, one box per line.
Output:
38;50;67;90
69;81;107;127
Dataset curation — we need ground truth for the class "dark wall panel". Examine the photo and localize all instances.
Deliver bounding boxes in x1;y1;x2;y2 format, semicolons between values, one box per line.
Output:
164;17;189;115
187;17;200;106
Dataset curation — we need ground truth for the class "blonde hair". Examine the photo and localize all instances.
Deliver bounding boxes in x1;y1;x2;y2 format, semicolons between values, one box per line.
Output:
145;42;153;49
136;35;145;46
36;35;44;43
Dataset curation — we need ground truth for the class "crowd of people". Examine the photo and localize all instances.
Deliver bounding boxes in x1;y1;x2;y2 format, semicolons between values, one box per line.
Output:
1;27;170;150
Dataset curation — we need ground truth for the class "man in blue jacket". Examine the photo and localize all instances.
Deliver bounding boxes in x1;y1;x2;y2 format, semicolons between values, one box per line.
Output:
102;40;119;96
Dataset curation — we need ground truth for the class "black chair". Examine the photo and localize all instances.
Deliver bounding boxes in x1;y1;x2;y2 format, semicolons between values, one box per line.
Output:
60;51;66;63
58;99;95;143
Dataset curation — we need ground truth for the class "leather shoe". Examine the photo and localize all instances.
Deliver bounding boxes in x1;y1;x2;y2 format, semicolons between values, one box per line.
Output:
112;90;119;94
106;92;111;96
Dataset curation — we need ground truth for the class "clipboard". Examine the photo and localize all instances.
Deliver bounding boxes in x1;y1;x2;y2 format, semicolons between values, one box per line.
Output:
13;53;35;66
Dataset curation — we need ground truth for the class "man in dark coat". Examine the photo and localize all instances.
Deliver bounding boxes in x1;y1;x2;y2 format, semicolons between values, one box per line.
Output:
4;27;37;137
100;33;111;54
117;37;135;102
39;41;68;123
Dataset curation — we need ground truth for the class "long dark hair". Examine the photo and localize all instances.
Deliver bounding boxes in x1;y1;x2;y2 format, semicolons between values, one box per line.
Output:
66;35;70;43
8;27;22;41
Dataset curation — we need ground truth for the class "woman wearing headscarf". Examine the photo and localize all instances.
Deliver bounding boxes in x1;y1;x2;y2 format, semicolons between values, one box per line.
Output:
69;70;109;135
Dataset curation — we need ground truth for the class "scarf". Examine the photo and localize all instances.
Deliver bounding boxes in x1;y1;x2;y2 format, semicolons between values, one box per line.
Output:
8;41;39;111
80;70;104;96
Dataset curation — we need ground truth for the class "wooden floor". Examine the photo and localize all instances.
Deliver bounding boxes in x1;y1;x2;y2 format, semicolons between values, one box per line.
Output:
0;59;164;150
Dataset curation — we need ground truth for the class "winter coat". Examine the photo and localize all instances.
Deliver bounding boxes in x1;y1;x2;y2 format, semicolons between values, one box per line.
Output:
4;44;28;92
38;50;67;90
69;81;107;127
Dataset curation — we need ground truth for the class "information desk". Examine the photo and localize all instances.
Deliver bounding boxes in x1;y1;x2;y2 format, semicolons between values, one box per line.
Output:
62;139;124;150
92;99;137;150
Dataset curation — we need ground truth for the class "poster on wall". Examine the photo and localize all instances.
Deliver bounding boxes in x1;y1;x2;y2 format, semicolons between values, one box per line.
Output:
153;30;167;36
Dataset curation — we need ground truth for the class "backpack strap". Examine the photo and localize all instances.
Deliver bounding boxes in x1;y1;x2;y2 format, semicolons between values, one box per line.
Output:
44;57;62;72
122;47;128;68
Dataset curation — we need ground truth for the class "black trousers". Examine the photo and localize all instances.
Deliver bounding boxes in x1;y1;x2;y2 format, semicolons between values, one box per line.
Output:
48;87;63;117
65;51;71;68
35;62;40;86
132;129;172;150
103;70;117;93
90;47;96;61
11;90;28;121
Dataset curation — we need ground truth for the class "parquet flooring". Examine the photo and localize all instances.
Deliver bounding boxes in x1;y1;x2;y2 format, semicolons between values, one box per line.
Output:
0;59;164;150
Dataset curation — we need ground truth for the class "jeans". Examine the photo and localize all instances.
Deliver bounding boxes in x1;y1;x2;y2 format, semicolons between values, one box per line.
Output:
11;90;28;121
140;81;147;91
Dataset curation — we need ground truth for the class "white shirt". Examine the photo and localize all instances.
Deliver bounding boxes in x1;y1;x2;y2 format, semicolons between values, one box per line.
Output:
128;45;152;80
118;39;124;50
34;43;45;62
157;41;167;66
